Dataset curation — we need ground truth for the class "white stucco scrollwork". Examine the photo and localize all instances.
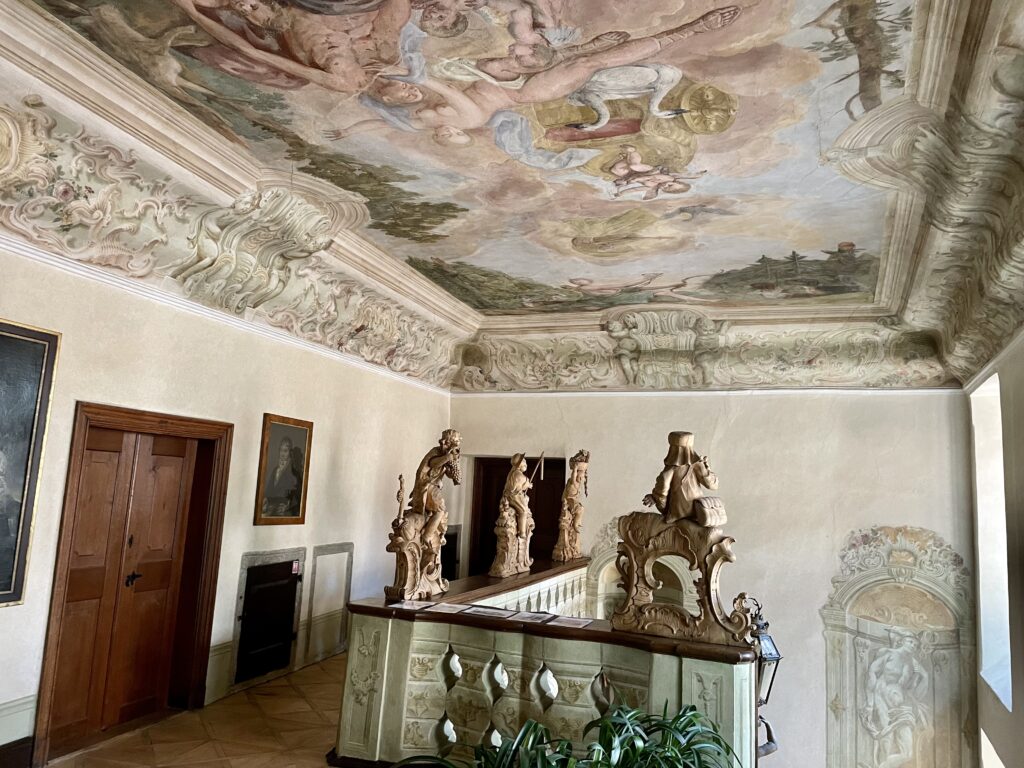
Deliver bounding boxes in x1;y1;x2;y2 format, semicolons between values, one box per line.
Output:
167;187;335;314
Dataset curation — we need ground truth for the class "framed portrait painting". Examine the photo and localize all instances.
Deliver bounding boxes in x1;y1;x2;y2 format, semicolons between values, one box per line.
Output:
0;320;59;606
254;413;312;525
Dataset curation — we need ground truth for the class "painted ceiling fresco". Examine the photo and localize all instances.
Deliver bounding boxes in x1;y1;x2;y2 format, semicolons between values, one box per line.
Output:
31;0;913;314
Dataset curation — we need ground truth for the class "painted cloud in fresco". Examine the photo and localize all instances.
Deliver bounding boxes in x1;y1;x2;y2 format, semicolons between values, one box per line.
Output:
33;0;914;313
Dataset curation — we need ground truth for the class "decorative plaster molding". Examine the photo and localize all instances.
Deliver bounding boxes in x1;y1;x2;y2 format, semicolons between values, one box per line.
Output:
453;314;953;392
0;95;467;389
0;1;481;334
266;256;463;387
904;56;1024;381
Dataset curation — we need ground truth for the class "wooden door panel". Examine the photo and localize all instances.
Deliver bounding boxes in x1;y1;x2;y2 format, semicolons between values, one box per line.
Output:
49;600;99;730
50;428;134;752
102;435;196;729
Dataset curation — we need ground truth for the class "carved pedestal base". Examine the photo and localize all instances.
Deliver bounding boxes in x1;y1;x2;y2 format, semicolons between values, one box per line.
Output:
610;511;753;647
489;501;535;577
385;510;449;602
552;507;582;562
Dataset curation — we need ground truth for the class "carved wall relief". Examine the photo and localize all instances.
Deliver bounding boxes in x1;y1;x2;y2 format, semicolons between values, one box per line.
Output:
821;526;975;768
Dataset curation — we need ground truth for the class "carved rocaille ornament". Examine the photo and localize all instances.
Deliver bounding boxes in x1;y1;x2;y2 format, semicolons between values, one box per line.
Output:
611;431;753;646
168;187;335;314
552;449;589;563
386;429;463;602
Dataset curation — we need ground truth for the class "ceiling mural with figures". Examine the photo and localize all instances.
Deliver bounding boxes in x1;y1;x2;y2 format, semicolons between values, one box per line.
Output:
28;0;915;315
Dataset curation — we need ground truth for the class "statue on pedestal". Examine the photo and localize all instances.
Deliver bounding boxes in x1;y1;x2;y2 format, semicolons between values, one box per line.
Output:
489;453;539;578
553;450;590;562
611;431;752;647
385;429;462;602
642;431;725;526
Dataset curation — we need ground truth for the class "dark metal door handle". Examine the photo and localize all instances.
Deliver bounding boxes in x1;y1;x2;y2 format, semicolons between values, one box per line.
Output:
125;570;143;587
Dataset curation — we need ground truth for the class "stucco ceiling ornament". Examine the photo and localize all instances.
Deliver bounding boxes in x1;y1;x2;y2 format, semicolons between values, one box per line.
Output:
606;310;723;389
0;97;52;190
266;255;464;387
0;96;195;277
902;45;1024;381
453;323;951;392
611;431;753;647
167;186;336;314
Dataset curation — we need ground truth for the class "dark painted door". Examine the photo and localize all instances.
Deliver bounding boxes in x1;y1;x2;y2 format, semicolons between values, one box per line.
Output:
468;457;565;577
235;560;300;683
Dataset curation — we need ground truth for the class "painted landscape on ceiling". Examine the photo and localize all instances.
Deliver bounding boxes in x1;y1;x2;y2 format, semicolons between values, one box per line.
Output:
33;0;912;314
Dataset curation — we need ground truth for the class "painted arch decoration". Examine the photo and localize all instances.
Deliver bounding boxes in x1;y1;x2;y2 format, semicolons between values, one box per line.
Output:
821;526;975;768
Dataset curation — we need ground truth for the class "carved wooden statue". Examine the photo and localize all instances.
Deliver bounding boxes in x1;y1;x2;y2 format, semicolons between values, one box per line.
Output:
385;429;462;602
611;431;753;647
552;449;589;562
489;453;538;578
642;430;726;526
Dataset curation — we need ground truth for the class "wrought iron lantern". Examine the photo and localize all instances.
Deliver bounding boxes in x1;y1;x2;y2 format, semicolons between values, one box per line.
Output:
748;597;782;706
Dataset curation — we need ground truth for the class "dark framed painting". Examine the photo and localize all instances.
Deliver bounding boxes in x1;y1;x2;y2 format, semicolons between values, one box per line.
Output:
0;320;59;606
253;413;312;526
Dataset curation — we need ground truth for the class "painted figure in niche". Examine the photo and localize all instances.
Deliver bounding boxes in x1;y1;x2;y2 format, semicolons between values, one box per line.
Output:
386;429;463;600
642;430;725;526
489;452;537;577
552;449;589;562
860;629;929;768
326;5;742;153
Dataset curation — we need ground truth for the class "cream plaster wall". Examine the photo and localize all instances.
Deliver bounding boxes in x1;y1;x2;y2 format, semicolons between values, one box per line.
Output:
451;390;974;767
0;247;450;743
973;338;1024;768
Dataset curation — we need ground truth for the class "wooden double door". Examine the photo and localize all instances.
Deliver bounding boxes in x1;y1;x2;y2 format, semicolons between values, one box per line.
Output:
38;405;232;764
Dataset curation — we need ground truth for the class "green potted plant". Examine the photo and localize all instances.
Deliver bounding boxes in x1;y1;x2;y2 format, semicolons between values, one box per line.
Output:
397;704;737;768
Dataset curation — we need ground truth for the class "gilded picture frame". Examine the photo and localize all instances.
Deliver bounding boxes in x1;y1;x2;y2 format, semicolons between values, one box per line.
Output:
253;413;312;526
0;319;60;606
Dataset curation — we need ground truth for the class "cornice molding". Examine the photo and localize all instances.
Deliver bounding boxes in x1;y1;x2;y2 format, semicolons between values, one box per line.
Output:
0;232;449;396
454;311;954;392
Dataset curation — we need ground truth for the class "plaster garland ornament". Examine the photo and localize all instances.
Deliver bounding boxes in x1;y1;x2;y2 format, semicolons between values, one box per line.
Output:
385;429;463;602
488;453;540;578
611;431;753;646
552;449;589;563
0;95;467;390
167;186;336;314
